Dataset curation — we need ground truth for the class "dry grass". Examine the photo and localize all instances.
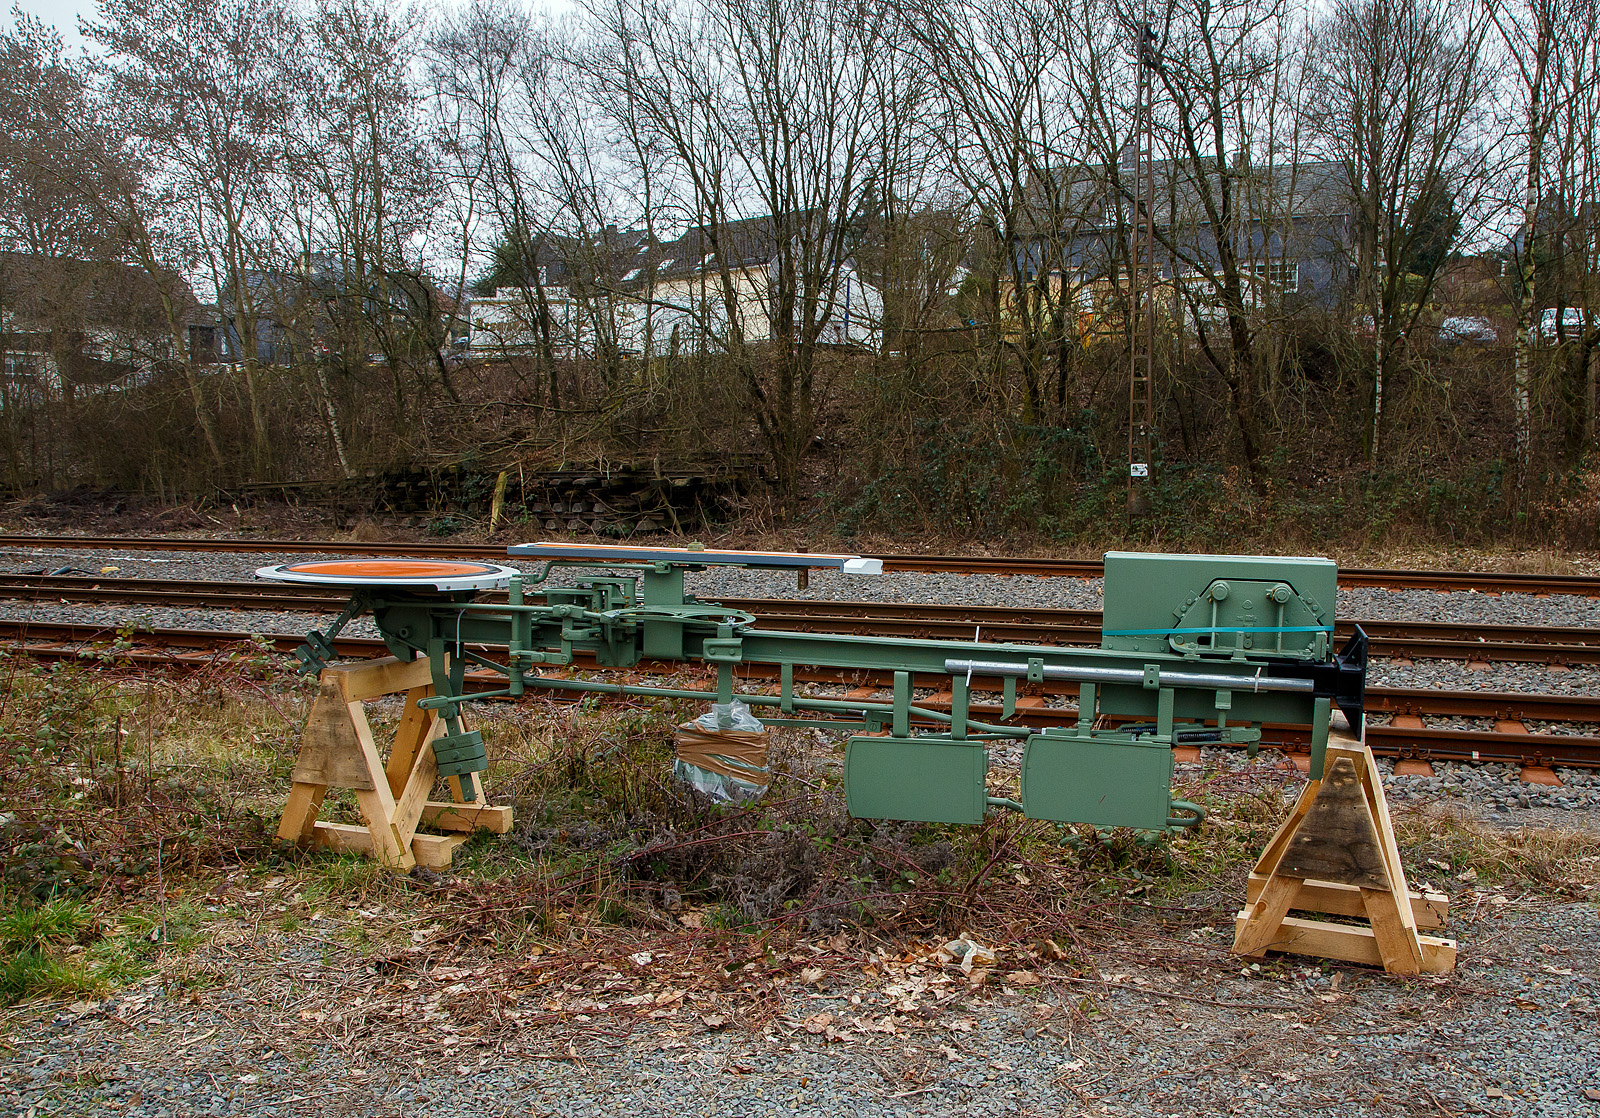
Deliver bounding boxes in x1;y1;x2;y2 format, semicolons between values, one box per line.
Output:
1395;803;1600;893
4;654;1599;1013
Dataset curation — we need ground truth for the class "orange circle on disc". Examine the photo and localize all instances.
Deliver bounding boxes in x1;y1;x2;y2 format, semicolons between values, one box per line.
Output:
283;560;501;579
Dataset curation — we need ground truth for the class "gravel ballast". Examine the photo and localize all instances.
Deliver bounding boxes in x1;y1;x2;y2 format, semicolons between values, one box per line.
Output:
3;542;1600;826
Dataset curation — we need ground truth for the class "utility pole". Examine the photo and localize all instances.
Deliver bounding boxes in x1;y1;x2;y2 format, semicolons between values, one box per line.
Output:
1128;12;1159;516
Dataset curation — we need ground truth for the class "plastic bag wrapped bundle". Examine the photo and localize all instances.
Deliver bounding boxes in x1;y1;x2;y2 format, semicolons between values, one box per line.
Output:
673;699;770;802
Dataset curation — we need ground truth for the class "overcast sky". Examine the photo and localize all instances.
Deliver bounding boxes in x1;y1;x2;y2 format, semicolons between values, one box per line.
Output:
5;0;577;51
7;0;92;48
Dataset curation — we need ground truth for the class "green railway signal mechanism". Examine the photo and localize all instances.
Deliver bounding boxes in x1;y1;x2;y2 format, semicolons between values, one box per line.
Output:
260;546;1368;837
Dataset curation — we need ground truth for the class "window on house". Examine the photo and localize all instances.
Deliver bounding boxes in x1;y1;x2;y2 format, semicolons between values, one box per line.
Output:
1246;260;1299;292
190;325;218;363
2;353;38;383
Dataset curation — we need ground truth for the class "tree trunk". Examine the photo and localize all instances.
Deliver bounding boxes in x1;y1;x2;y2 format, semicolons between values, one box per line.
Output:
1511;12;1550;489
315;366;353;477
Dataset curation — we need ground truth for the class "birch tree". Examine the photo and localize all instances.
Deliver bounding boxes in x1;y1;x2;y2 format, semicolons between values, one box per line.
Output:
1305;0;1488;460
1488;0;1559;484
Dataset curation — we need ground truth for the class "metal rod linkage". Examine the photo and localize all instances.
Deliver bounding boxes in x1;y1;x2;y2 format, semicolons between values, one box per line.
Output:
942;659;1314;695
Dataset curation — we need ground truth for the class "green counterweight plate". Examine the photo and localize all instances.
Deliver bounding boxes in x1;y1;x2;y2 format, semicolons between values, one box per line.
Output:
844;737;988;825
1020;731;1173;829
433;729;488;778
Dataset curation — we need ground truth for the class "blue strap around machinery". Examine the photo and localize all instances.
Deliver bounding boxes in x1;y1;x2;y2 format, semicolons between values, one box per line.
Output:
507;542;882;574
1101;624;1334;636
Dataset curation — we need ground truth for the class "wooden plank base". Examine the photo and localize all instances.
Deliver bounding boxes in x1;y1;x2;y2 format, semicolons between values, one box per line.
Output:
312;821;470;868
420;801;514;834
1247;873;1449;929
1234;911;1456;973
1233;720;1453;975
277;656;512;872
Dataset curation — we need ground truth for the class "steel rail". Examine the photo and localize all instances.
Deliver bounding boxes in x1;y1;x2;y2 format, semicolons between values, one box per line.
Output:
1;574;1597;664
4;617;1598;768
2;534;1599;596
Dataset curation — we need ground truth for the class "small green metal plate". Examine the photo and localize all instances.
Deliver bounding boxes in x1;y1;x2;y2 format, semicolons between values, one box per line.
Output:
844;737;987;824
1020;732;1172;829
433;730;488;778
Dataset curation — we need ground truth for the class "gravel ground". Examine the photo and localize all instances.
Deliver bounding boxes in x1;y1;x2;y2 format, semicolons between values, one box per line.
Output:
1365;657;1600;697
2;893;1596;1118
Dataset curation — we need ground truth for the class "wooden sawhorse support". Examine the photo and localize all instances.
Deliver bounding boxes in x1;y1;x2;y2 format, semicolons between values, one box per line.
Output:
1233;721;1456;975
277;656;512;870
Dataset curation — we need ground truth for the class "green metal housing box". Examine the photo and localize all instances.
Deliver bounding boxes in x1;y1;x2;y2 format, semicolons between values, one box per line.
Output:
1100;551;1337;659
844;737;988;824
1020;730;1173;829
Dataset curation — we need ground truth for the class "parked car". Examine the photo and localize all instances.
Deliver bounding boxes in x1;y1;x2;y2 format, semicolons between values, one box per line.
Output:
1539;307;1587;341
1437;316;1499;345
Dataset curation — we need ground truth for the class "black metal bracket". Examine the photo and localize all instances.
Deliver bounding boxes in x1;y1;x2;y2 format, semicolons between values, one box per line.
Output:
1267;626;1367;728
293;592;370;675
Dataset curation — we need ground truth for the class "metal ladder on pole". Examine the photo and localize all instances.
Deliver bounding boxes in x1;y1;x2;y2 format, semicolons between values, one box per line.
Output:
1128;11;1158;515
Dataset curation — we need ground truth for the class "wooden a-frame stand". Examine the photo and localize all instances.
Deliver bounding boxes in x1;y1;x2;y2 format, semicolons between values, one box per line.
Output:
1233;719;1456;975
277;656;512;870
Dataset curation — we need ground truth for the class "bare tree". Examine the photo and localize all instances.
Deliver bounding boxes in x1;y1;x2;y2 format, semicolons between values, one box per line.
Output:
904;0;1122;428
1135;0;1295;479
5;13;227;471
429;3;623;410
1487;0;1560;484
87;0;303;472
1304;0;1489;460
583;0;896;504
1541;2;1600;456
281;0;440;472
0;16;116;259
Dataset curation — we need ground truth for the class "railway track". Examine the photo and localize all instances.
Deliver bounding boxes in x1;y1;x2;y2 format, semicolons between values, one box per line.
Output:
0;573;1596;665
2;533;1599;597
4;616;1597;770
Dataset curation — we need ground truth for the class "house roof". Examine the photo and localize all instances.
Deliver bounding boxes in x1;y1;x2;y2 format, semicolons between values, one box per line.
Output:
488;214;813;300
0;251;198;332
1022;157;1353;237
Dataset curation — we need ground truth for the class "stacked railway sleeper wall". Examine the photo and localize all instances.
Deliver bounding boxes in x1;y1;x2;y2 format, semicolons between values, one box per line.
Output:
224;458;759;532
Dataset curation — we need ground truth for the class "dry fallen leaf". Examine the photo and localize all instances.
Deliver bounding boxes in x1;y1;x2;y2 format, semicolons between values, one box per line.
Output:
1005;970;1041;987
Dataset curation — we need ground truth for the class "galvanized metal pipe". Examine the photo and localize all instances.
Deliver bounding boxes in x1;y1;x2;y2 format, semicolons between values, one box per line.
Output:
942;659;1314;695
523;673;1028;736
